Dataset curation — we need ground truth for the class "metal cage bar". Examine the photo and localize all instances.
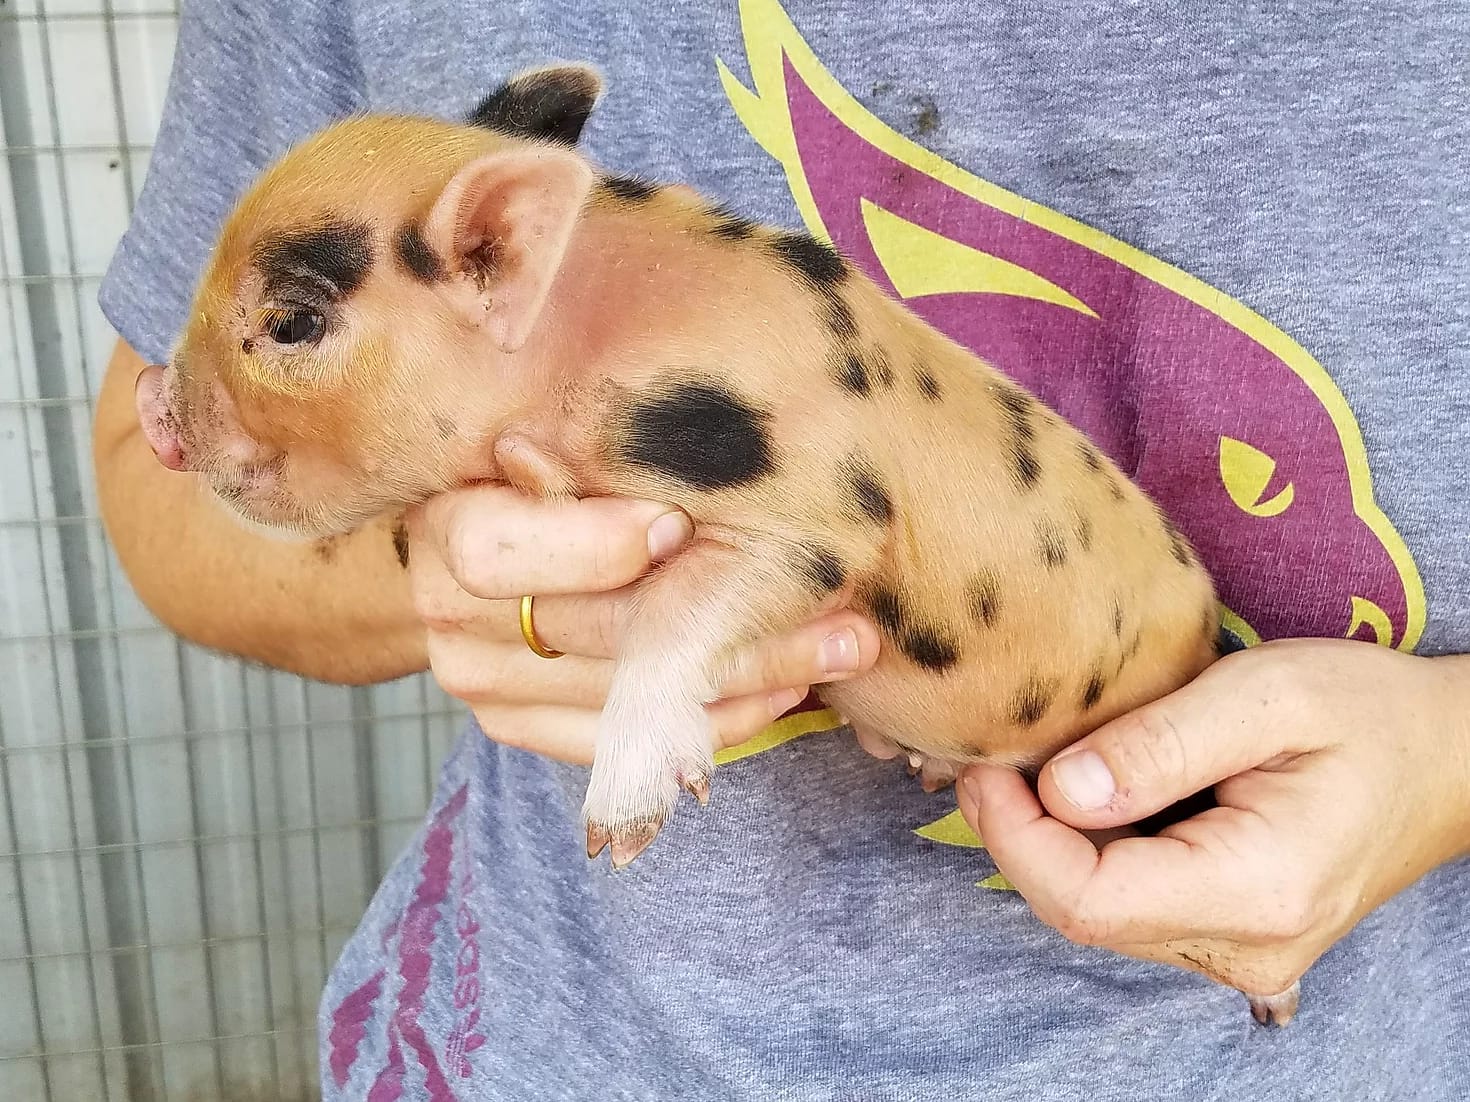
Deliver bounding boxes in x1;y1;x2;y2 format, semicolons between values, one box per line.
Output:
0;3;463;1098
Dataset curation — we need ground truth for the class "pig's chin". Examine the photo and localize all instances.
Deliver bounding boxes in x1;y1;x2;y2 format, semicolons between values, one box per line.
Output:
208;479;391;542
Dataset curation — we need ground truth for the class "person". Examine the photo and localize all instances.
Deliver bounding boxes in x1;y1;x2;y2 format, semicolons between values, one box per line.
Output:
93;0;1470;1097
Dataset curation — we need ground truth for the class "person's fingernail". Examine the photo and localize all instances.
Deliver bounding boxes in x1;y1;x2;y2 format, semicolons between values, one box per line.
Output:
647;511;692;561
820;628;861;674
768;687;805;717
1051;750;1116;810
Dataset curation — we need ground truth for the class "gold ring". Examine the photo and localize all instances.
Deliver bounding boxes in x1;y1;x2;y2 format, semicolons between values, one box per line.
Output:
519;595;564;659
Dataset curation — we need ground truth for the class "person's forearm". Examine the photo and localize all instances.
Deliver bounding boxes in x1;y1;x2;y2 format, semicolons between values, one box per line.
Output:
94;339;429;684
1433;653;1470;860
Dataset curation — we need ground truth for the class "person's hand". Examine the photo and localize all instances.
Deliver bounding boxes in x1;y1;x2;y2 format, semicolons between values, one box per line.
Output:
404;485;882;765
957;638;1470;1012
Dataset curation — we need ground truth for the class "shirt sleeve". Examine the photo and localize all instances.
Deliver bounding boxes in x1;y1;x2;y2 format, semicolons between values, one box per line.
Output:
97;0;366;365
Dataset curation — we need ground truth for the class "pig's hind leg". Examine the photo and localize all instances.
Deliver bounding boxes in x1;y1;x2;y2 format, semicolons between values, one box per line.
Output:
582;534;840;868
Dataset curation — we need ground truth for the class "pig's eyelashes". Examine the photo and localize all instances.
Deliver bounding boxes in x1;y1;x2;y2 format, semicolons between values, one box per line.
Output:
260;307;326;347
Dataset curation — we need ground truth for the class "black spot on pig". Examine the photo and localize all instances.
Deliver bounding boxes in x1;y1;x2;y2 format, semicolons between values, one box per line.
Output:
997;386;1043;488
1111;598;1124;637
599;173;660;203
901;627;959;672
1081;668;1107;709
872;348;895;389
845;459;893;523
1078;439;1104;473
836;352;871;395
622;383;775;489
769;231;848;291
868;585;907;639
967;573;1001;627
1012;678;1056;727
996;386;1035;440
795;546;846;593
864;585;959;673
707;204;759;241
391;521;410;569
1039;523;1068;569
1161;513;1194;566
823;296;858;341
1012;442;1042;489
916;367;942;401
467;65;601;145
394;220;445;283
256;220;373;304
1074;510;1095;552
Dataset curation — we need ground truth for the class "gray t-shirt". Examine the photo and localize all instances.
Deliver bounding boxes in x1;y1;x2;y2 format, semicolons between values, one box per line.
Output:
100;1;1470;1098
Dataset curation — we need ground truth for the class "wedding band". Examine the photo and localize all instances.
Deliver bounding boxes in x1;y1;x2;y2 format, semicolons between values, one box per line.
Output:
518;595;564;659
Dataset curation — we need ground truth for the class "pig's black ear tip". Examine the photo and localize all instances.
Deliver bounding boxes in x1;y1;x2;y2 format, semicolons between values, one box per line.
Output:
466;63;605;146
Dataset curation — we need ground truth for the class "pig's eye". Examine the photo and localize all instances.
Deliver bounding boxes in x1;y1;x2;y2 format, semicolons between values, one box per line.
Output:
265;309;326;346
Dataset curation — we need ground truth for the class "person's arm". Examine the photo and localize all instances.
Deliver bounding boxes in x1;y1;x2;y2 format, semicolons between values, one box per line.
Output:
94;337;428;683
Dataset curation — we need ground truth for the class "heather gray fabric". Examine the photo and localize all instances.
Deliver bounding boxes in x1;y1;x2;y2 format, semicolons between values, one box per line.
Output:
99;1;1470;1098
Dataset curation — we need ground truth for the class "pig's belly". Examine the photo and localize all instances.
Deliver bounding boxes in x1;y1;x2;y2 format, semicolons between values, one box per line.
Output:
812;661;1082;772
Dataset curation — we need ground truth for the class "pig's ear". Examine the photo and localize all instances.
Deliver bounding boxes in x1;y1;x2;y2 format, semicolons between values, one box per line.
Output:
466;64;603;146
425;148;595;353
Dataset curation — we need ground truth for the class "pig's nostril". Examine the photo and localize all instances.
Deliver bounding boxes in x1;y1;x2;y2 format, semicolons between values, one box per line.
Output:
134;364;187;471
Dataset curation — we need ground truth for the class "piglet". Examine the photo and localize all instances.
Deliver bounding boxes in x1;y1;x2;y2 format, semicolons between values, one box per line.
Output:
133;63;1296;1027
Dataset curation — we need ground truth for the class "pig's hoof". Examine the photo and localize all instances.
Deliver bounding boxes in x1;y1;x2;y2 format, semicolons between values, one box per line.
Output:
1247;982;1300;1027
586;821;611;859
679;771;710;806
584;817;664;869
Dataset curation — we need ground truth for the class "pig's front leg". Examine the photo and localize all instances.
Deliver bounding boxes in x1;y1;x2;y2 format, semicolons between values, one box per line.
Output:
582;535;834;868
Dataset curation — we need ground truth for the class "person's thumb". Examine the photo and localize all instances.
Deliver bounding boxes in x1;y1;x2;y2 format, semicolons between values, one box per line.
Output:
1035;663;1295;830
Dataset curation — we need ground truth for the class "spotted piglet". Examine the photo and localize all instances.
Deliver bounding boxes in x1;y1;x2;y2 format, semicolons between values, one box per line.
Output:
133;64;1289;1020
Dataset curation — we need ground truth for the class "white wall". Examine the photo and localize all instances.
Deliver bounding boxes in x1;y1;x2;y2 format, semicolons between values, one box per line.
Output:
0;5;463;1099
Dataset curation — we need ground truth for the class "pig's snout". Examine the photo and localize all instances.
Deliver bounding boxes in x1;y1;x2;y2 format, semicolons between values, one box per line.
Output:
135;364;186;471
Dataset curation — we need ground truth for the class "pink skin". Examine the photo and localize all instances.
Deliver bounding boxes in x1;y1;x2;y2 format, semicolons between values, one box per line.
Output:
135;364;186;472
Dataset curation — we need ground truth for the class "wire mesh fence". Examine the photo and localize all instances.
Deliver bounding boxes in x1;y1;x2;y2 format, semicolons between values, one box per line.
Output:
1;3;465;1098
